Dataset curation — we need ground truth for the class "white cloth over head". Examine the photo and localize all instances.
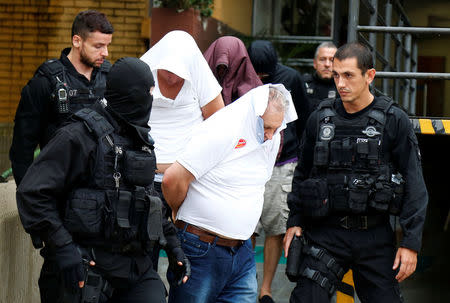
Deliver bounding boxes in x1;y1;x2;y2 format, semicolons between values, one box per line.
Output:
140;30;222;165
177;83;298;240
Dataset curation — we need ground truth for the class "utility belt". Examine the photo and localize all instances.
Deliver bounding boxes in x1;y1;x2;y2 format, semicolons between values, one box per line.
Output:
297;173;404;217
63;186;165;253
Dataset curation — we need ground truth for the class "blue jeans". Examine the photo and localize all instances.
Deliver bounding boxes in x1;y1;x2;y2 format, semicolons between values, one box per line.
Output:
168;225;257;303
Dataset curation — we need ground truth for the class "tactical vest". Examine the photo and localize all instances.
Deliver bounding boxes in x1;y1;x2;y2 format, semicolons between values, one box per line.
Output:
298;97;404;217
63;108;165;254
36;59;110;143
303;74;338;101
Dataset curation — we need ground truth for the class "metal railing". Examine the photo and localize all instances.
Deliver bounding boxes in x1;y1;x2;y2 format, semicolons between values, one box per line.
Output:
347;0;450;115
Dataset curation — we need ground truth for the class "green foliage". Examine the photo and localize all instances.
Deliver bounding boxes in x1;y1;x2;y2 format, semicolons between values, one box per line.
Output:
154;0;214;18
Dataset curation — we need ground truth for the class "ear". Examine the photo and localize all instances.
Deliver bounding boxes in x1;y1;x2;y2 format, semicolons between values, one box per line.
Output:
365;68;376;85
72;35;82;48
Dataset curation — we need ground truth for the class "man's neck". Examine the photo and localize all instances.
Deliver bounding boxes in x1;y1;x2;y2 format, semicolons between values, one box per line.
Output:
67;48;94;81
342;91;375;114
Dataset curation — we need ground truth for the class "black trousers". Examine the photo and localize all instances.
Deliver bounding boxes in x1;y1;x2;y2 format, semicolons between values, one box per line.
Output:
151;181;172;271
290;223;404;303
38;256;166;303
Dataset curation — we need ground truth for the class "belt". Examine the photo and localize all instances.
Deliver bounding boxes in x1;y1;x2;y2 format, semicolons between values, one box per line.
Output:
175;220;244;247
322;214;389;230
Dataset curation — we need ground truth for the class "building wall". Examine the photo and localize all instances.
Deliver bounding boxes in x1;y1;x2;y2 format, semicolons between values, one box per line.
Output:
404;1;450;116
0;0;150;124
212;0;253;36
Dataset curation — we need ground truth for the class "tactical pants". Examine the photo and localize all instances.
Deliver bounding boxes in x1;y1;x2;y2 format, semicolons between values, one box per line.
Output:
38;256;166;303
151;181;172;271
289;223;404;303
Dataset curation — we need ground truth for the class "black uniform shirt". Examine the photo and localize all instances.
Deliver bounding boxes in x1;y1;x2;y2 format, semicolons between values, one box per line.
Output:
287;97;428;252
303;72;338;114
9;48;104;186
15;105;174;278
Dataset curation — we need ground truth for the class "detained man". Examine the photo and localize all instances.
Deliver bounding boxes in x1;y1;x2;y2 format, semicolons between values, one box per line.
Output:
162;84;297;303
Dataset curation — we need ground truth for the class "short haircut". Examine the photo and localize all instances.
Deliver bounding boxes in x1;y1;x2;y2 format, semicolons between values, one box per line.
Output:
314;41;337;58
71;10;114;39
334;42;373;74
268;87;288;114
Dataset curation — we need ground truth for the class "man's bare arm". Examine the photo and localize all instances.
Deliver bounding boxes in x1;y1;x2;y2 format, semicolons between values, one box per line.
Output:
201;93;224;119
162;161;195;215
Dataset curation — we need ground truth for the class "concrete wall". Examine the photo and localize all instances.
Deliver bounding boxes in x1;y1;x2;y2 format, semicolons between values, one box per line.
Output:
0;180;42;303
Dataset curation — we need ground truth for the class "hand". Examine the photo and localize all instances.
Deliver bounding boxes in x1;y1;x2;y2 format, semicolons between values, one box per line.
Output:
283;226;302;258
54;243;96;290
393;247;417;282
168;247;191;286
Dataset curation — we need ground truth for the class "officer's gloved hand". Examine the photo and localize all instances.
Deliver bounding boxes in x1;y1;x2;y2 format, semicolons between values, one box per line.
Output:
54;242;85;291
168;247;191;286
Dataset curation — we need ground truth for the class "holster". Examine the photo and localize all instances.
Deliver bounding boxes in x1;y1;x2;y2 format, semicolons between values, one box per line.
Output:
285;235;305;282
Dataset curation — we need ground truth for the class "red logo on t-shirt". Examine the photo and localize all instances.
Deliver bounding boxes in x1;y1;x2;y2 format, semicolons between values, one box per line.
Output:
235;138;246;149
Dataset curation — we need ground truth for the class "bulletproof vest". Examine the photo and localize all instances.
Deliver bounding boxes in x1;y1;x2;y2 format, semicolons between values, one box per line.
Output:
298;97;404;217
304;74;337;112
63;108;164;253
36;59;110;143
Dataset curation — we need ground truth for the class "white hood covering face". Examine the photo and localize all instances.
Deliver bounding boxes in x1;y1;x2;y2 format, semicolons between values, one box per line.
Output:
140;30;211;82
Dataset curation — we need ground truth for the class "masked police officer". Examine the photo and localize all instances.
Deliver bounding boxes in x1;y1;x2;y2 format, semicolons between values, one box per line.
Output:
10;10;113;186
303;42;338;114
284;42;428;302
16;57;190;303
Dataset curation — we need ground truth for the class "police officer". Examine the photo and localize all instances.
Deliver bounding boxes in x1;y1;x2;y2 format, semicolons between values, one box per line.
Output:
16;57;190;303
10;10;114;186
283;43;428;302
303;42;338;114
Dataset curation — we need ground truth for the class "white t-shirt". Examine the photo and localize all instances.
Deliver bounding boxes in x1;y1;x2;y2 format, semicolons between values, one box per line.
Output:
140;30;222;165
177;84;298;240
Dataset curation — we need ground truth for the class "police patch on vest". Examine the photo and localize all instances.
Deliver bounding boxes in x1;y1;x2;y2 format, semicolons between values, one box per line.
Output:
320;124;335;140
362;126;381;137
328;91;336;98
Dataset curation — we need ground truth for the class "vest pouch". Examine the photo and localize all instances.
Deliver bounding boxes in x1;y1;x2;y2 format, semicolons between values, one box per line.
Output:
299;178;329;217
64;189;104;238
123;149;156;186
329;140;341;167
327;175;348;212
388;174;405;215
348;176;372;213
313;141;329;166
146;194;166;248
356;139;369;160
104;190;135;244
369;177;392;212
341;138;353;167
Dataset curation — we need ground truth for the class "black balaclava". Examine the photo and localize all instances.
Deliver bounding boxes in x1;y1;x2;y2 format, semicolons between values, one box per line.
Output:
104;57;155;144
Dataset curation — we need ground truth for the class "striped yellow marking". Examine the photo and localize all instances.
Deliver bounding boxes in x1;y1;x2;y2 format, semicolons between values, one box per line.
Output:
442;119;450;134
418;119;435;134
336;270;354;303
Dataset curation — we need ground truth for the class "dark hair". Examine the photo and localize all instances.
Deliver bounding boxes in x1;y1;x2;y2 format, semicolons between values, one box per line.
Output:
334;42;373;74
71;10;114;39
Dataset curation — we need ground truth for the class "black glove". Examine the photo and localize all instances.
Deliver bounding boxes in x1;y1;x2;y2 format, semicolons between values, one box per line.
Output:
168;247;191;286
54;242;85;291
